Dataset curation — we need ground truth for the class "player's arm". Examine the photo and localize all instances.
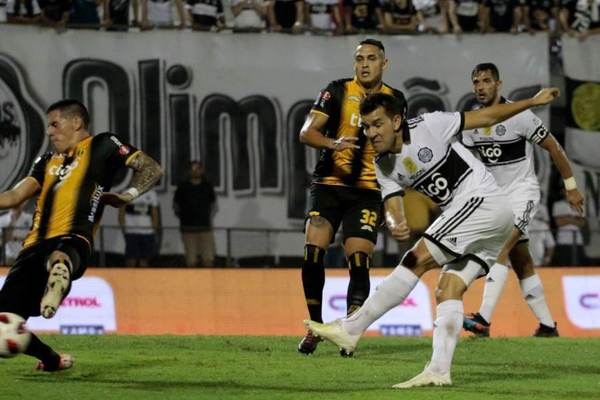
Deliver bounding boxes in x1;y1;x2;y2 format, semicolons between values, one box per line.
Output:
463;88;559;130
299;110;359;151
383;196;411;241
118;206;126;236
537;133;584;215
0;177;40;210
103;152;164;208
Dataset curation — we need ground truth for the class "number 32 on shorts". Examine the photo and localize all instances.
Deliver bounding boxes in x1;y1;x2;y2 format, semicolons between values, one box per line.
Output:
360;209;378;227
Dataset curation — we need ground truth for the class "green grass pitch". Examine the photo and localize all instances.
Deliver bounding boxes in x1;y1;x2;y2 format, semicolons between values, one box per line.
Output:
0;336;599;400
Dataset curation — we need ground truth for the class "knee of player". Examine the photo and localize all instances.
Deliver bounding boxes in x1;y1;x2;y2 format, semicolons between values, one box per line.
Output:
435;277;466;303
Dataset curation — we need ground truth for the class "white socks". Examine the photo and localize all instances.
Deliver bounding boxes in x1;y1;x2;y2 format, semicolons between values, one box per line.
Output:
478;263;510;323
342;265;418;335
520;274;555;327
429;300;463;375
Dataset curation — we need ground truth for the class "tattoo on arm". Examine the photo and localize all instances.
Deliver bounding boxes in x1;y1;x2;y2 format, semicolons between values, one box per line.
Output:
127;152;164;195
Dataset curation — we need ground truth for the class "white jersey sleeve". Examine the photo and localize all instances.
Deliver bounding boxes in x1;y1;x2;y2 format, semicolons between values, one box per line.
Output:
423;112;465;145
515;109;550;144
375;156;405;201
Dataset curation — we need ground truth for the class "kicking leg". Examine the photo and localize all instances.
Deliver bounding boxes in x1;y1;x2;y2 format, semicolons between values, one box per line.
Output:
40;250;73;319
306;238;440;353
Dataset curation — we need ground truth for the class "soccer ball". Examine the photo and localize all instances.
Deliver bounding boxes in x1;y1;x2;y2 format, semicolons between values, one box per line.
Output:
0;312;31;358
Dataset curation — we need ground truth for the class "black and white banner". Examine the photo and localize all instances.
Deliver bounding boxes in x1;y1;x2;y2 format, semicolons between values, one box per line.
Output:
0;25;550;256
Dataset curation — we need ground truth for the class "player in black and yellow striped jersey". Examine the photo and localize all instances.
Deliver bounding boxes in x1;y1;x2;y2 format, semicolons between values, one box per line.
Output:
0;99;163;371
298;38;405;355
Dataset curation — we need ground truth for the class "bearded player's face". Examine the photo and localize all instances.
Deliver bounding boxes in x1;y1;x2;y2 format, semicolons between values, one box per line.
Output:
472;70;502;107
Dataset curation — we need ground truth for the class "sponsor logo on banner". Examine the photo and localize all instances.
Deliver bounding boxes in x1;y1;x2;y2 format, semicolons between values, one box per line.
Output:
0;276;117;333
322;277;433;335
562;276;600;329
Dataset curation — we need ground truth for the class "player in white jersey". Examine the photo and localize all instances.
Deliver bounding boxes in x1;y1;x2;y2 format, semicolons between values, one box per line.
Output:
461;63;584;338
305;88;560;388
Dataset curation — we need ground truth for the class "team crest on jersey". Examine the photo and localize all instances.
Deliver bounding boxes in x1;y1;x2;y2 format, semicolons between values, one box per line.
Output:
495;125;506;136
402;157;418;174
417;147;433;163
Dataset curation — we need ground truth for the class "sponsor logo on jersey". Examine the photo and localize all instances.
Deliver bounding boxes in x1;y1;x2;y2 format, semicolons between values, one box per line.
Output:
49;160;80;182
347;95;361;102
417;147;433;163
495;124;506;136
477;144;503;163
402;157;418;174
446;236;457;246
110;135;124;147
88;184;105;222
361;225;373;232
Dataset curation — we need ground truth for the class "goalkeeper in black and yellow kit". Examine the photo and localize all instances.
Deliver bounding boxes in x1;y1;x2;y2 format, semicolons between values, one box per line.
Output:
298;39;405;354
0;100;163;371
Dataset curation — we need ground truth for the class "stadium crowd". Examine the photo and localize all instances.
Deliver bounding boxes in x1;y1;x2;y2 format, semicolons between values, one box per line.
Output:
0;0;599;39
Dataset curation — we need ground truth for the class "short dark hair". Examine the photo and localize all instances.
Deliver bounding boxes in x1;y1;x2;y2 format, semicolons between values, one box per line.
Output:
360;92;407;120
471;63;500;81
47;99;90;129
359;38;385;54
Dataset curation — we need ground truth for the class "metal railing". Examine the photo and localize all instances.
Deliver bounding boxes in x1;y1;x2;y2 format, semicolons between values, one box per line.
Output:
0;226;595;268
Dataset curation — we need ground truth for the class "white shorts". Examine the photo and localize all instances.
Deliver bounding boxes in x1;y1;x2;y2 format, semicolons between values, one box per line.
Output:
509;187;540;240
423;194;513;276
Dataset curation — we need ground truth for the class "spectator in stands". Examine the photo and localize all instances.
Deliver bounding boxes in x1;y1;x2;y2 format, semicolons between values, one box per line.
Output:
576;0;600;40
343;0;382;32
558;0;580;35
304;0;342;33
480;0;521;32
103;0;138;30
450;0;483;32
523;0;557;32
69;0;103;26
140;0;186;29
267;0;304;33
119;188;160;267
0;202;33;265
173;161;217;267
38;0;71;27
186;0;224;30
528;203;555;266
5;0;42;23
231;0;268;31
412;0;447;33
551;191;587;266
381;0;420;33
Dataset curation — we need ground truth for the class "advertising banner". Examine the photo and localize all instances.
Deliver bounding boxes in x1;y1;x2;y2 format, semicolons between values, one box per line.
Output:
0;275;116;333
